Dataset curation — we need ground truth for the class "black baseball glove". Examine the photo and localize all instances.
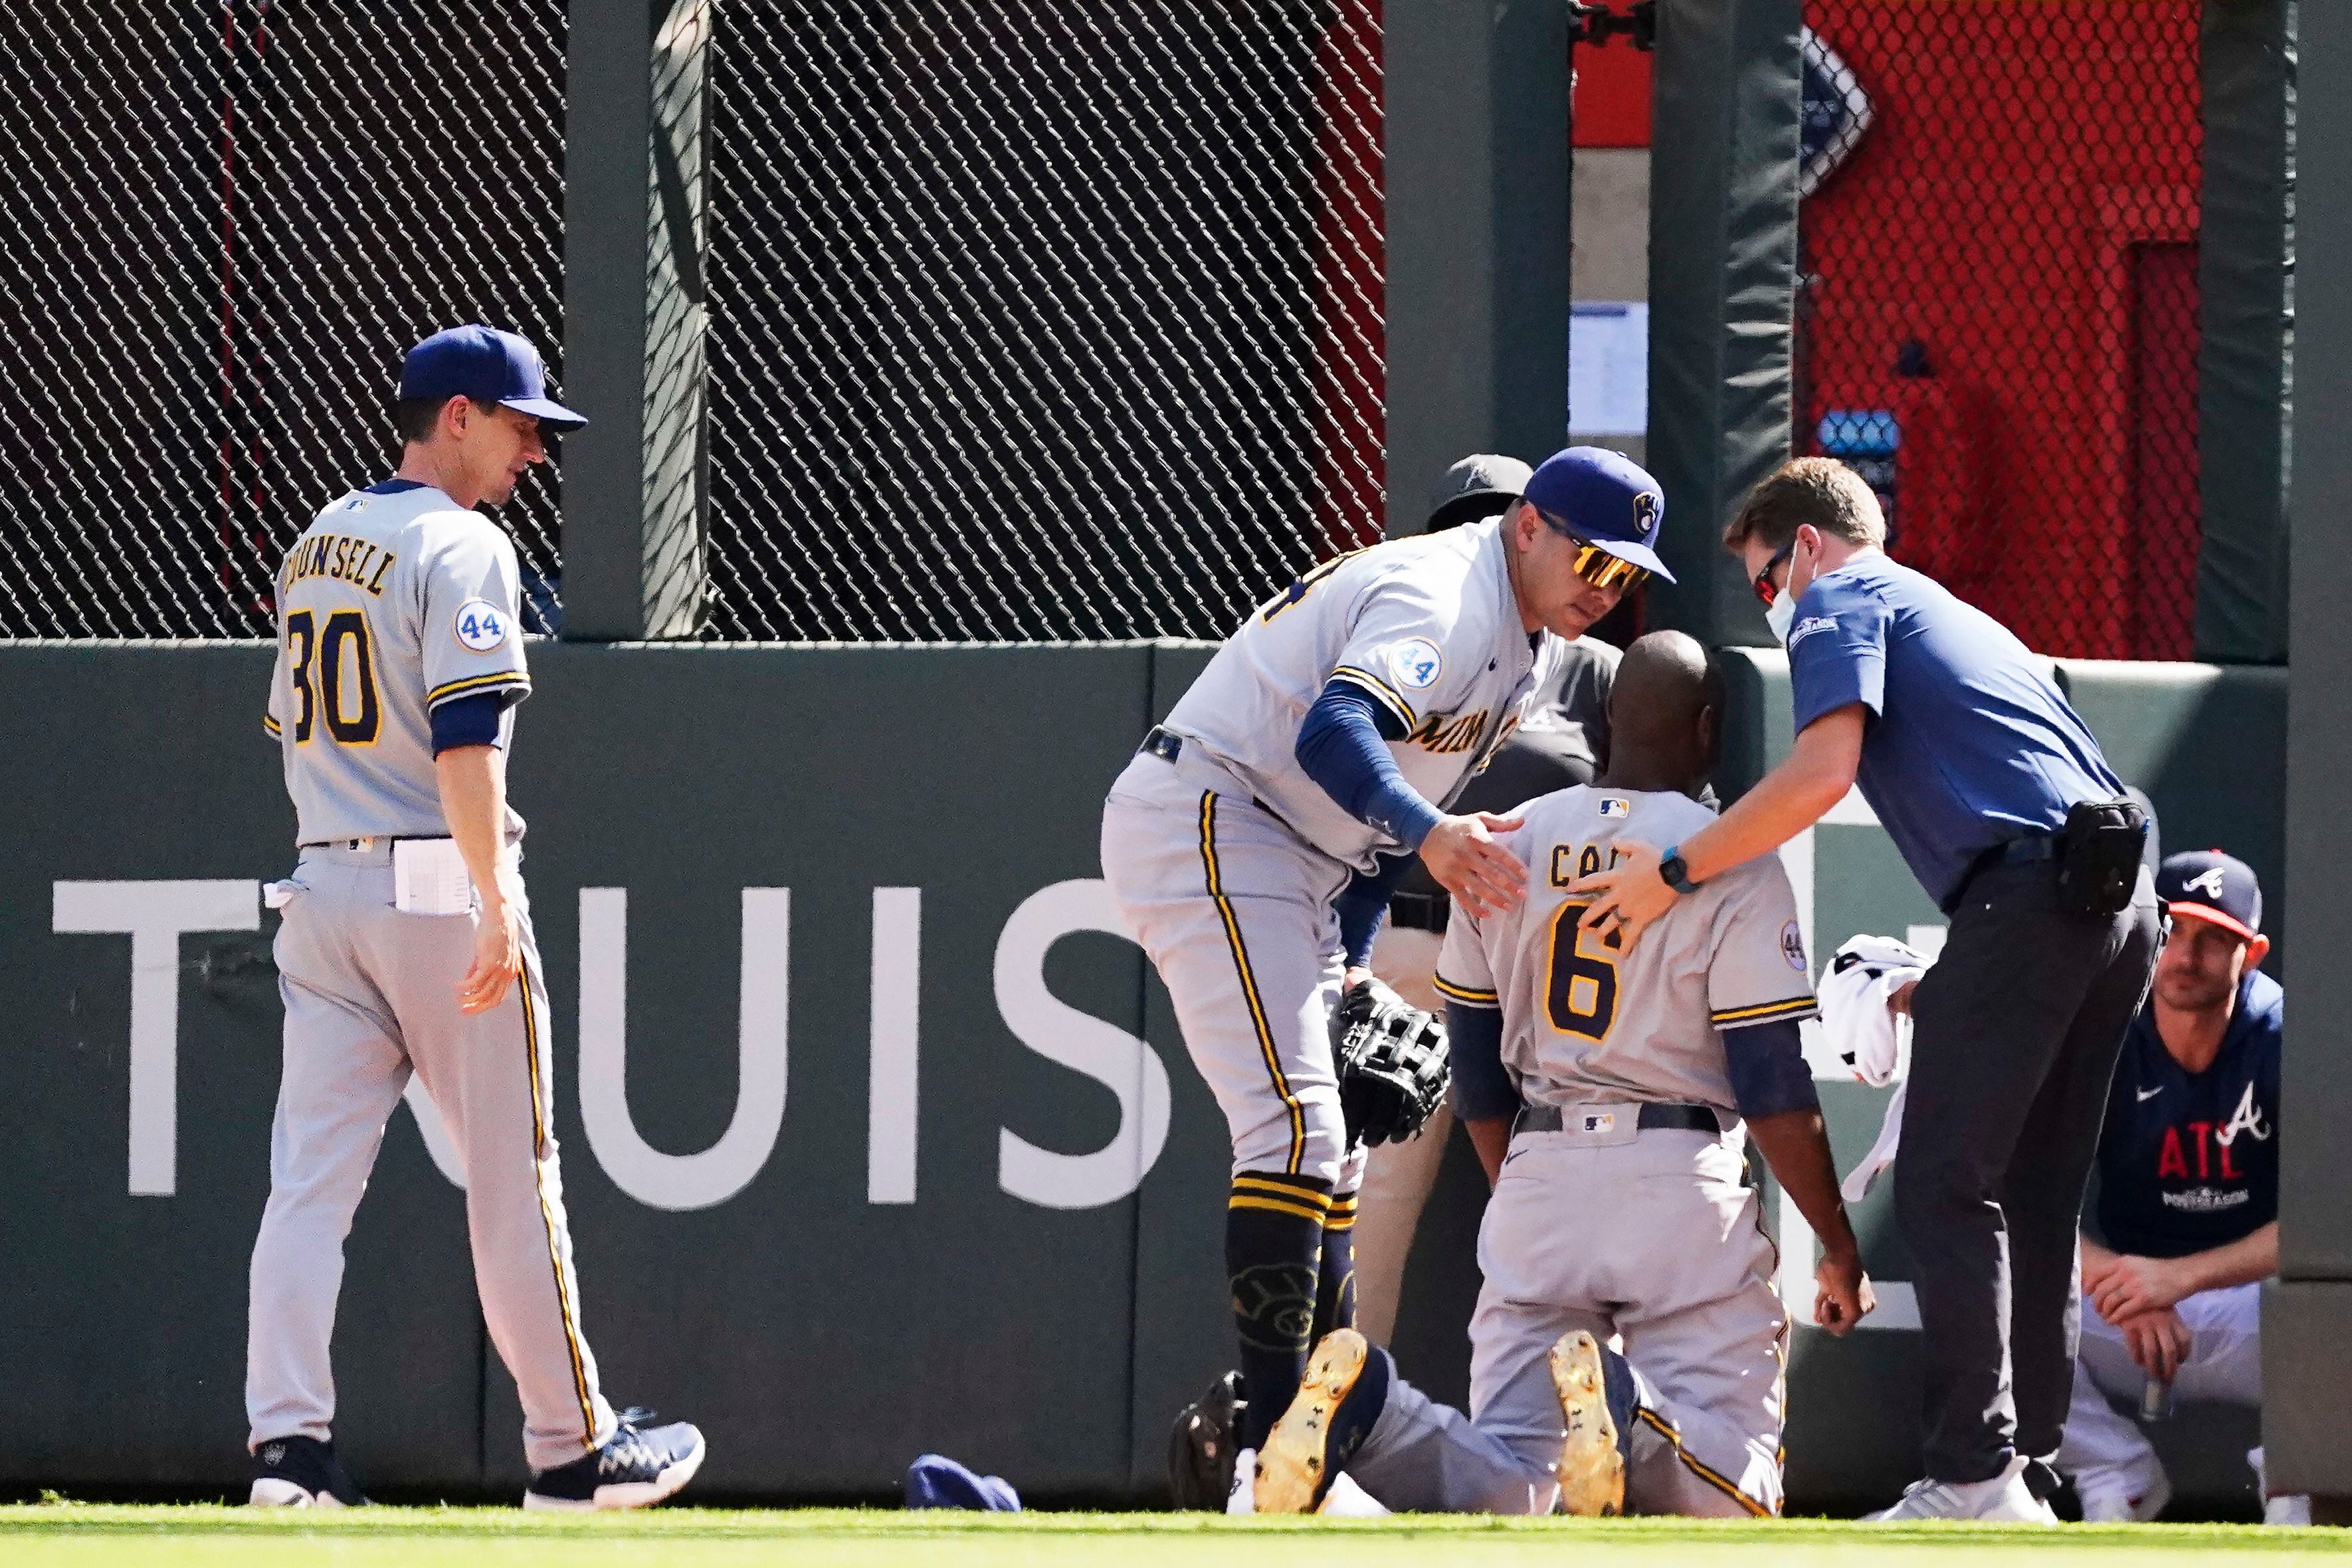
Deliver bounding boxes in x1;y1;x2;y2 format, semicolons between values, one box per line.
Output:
1331;977;1450;1148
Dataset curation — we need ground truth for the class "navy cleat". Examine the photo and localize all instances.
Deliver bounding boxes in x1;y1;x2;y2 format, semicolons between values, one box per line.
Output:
1254;1328;1393;1513
249;1434;368;1508
524;1409;706;1512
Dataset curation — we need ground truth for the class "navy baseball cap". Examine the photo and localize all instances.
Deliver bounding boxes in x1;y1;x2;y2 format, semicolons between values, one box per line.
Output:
2157;850;2262;941
1521;446;1674;583
399;326;587;432
904;1454;1021;1512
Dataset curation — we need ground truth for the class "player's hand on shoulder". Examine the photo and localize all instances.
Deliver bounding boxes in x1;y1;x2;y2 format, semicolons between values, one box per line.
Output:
2119;1306;2192;1382
2090;1252;2188;1324
1813;1246;1876;1338
1569;838;1673;949
1420;813;1527;920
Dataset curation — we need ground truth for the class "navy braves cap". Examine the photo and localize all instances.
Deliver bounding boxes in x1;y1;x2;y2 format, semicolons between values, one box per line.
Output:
904;1454;1021;1512
1521;446;1674;583
399;325;587;432
2156;849;2262;940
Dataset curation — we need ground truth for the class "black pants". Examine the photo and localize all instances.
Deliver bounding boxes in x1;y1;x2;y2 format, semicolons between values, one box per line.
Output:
1896;859;2162;1483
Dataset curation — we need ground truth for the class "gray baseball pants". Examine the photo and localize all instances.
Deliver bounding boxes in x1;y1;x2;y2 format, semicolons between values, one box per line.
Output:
246;841;616;1472
1346;1122;1788;1516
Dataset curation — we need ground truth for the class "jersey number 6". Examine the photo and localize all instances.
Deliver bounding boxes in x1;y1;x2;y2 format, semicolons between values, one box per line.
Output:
1544;902;1622;1041
286;609;382;745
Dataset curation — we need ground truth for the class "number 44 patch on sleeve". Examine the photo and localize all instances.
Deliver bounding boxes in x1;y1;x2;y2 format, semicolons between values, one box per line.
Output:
454;599;510;652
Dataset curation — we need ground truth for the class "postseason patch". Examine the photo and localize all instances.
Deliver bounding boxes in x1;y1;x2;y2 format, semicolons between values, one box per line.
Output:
1781;920;1809;973
453;599;510;652
1787;615;1836;649
1598;797;1630;818
1389;637;1443;691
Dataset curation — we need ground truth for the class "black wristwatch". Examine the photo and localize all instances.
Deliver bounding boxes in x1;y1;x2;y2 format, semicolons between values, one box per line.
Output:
1658;844;1701;896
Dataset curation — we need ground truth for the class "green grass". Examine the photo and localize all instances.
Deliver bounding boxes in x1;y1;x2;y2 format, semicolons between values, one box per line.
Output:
1;1506;2343;1567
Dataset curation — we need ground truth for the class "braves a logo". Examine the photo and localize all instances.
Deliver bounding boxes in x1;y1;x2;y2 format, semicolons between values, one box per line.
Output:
2185;866;2230;901
2216;1080;2272;1147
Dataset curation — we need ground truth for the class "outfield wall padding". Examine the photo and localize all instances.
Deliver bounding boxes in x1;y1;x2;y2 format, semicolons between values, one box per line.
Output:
0;644;2283;1509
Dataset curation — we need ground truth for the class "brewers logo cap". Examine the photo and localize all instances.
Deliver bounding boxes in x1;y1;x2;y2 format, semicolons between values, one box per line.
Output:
400;325;588;433
1521;445;1674;583
2155;849;2261;940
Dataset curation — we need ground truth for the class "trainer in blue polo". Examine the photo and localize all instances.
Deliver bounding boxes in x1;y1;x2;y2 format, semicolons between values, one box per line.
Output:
399;324;589;431
1572;456;2162;1523
1520;445;1675;583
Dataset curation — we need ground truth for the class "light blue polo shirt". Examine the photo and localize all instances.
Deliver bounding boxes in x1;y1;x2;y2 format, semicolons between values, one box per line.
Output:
1785;552;2126;909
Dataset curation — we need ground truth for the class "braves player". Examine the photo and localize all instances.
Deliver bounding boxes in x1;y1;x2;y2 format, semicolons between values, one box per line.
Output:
2060;850;2300;1523
1102;448;1670;1474
1246;634;1874;1517
244;326;704;1510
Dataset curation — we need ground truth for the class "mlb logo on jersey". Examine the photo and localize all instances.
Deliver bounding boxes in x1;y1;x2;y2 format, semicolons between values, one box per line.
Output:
1599;797;1630;818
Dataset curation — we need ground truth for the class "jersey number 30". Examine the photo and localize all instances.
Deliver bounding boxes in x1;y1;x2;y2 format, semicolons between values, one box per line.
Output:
286;609;381;744
1545;902;1623;1040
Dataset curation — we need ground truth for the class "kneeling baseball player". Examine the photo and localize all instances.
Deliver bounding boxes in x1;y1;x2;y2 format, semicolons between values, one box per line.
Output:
1245;633;1875;1516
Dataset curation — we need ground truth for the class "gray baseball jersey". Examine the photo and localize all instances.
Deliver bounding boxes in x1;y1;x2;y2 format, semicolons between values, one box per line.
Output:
1434;785;1818;1119
264;479;530;844
246;476;616;1478
1158;518;1567;873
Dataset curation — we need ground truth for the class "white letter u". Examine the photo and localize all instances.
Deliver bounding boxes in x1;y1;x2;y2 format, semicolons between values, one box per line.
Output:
577;886;789;1211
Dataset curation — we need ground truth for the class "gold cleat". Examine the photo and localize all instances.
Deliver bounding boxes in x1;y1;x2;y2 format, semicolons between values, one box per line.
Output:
1254;1328;1371;1514
1549;1330;1626;1516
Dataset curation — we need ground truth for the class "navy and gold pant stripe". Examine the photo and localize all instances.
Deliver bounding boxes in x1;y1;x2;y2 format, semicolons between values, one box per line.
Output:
1197;791;1307;1174
1324;1191;1359;1232
518;954;599;1449
1634;1407;1775;1518
1230;1172;1332;1225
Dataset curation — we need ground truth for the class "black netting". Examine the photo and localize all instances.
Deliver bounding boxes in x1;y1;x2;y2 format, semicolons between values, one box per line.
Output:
1795;2;2203;660
0;3;568;638
700;0;1385;640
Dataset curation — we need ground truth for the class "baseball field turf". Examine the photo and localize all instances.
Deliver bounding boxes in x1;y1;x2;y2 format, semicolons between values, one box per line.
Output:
3;1506;2343;1566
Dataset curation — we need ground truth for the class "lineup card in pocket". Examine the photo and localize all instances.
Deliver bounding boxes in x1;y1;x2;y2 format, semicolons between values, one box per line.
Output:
394;839;476;916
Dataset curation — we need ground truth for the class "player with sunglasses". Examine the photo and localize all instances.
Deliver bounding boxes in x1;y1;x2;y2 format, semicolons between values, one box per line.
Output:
1103;446;1669;1510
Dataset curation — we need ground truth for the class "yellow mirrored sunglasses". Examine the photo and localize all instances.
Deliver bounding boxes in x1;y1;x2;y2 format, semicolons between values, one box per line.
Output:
1539;508;1651;592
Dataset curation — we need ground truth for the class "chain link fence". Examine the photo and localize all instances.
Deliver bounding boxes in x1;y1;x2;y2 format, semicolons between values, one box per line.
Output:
0;1;1381;644
703;1;1385;641
0;2;570;640
1795;1;2203;660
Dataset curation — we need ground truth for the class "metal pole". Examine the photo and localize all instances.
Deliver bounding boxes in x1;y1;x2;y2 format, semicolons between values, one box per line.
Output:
1382;0;1571;538
2270;0;2352;1520
1643;0;1803;644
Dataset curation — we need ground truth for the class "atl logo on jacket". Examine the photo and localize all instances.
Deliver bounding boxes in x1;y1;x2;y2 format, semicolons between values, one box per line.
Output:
2155;1081;2271;1209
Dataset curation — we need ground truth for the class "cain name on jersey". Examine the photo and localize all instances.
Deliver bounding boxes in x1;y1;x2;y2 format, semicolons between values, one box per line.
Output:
1434;785;1818;1119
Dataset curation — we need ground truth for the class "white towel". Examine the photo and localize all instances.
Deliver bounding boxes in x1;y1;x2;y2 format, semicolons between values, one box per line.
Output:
1818;934;1931;1203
